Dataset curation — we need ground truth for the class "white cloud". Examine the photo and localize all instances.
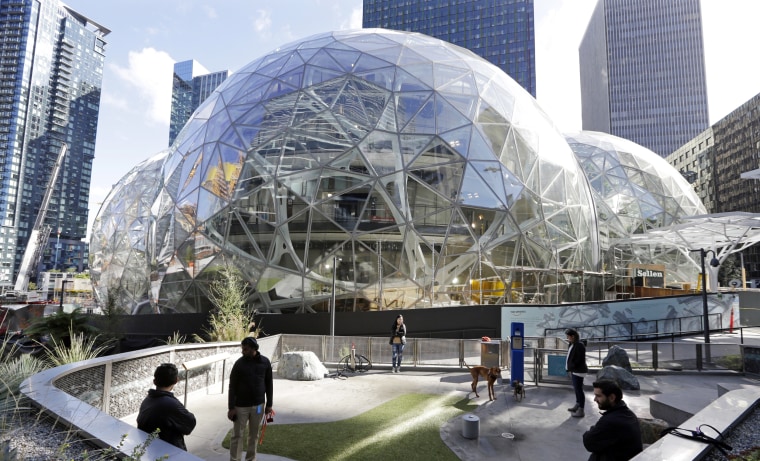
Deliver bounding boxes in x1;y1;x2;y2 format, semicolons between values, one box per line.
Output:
110;48;175;126
203;5;218;20
99;89;128;112
346;6;363;30
254;9;272;37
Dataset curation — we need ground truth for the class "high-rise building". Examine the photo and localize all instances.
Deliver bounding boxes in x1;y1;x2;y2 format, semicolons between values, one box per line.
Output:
668;92;760;286
362;0;536;97
0;0;108;288
579;0;709;157
169;60;230;145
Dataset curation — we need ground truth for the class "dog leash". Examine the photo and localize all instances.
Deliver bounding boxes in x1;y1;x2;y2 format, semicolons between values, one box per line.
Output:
259;409;276;446
660;424;732;457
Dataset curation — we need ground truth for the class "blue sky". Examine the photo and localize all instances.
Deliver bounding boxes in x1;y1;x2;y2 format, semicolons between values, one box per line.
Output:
60;1;760;239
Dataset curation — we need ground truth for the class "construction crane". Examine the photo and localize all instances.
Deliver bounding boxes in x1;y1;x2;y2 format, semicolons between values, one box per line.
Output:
13;143;67;293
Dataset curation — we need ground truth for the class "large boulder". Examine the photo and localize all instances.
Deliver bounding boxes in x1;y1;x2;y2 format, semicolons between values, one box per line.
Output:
638;418;669;445
596;365;640;390
602;345;633;372
278;351;328;381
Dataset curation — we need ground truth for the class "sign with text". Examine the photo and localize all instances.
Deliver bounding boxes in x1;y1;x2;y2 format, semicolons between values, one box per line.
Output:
631;264;665;288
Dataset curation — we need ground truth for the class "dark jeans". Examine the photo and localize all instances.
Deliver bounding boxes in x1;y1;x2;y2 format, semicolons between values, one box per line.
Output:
392;343;405;367
571;373;585;408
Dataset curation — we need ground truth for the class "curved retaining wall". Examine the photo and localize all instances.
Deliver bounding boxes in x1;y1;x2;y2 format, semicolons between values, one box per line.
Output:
19;336;280;460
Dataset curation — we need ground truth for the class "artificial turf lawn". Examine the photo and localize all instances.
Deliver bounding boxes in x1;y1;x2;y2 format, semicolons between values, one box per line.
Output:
223;393;474;460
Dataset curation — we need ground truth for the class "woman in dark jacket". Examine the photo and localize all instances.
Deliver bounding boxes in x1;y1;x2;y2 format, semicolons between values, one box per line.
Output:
565;328;589;417
389;315;406;373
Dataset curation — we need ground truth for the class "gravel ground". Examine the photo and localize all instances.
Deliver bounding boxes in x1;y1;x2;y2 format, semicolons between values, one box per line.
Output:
702;405;760;460
0;411;101;460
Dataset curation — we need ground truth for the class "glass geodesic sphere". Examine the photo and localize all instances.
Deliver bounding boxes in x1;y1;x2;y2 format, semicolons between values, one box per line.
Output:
566;131;706;242
96;29;601;313
89;151;168;313
566;131;707;285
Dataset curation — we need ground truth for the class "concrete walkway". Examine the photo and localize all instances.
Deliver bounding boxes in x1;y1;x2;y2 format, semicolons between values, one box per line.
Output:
122;367;759;460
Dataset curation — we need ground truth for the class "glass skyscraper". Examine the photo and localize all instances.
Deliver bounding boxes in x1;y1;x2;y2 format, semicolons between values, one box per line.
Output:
169;60;230;146
579;0;709;157
0;0;108;288
362;0;536;97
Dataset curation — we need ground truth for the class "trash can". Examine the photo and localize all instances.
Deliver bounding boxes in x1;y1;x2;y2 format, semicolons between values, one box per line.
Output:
480;340;500;368
462;413;480;439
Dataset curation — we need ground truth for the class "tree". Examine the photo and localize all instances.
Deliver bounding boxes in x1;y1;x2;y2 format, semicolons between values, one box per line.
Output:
23;308;100;347
200;265;256;342
718;254;743;287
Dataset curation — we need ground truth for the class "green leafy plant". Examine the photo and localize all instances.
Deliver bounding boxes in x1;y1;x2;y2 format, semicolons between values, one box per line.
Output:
23;308;100;347
76;431;168;461
0;354;47;402
44;329;112;367
197;265;255;342
163;331;186;345
714;354;742;371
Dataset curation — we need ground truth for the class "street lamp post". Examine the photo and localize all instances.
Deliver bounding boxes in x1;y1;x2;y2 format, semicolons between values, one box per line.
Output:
59;279;70;310
330;256;337;337
699;248;720;363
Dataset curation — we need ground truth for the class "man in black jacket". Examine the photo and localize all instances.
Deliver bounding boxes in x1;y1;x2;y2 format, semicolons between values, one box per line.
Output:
137;363;197;450
228;337;274;461
583;380;643;461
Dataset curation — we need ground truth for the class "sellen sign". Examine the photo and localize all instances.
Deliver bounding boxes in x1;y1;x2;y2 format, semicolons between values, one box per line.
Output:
630;264;665;288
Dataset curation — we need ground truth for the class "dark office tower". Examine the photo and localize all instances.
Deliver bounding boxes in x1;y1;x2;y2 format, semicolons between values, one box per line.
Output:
0;0;108;287
362;0;536;97
169;60;230;145
579;0;709;157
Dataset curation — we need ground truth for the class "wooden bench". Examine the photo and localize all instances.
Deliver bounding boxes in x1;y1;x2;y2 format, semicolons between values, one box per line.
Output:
181;352;236;406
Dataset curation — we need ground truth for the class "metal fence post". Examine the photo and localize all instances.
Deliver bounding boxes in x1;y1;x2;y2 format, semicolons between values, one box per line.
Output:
696;344;703;371
652;343;658;371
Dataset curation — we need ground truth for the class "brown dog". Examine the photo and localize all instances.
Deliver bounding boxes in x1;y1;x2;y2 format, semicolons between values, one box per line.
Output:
464;362;501;401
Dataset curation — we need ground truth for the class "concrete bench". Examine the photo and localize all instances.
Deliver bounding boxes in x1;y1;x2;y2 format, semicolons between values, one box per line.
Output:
182;353;236;406
634;388;760;460
649;388;716;426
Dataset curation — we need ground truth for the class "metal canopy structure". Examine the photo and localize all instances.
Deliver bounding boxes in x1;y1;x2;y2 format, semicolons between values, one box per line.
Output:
612;212;760;255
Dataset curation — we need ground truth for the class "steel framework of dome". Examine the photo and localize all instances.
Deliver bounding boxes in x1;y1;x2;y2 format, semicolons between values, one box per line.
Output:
91;30;620;313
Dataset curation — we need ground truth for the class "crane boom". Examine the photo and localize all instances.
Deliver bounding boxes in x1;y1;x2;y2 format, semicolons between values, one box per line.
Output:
14;143;67;292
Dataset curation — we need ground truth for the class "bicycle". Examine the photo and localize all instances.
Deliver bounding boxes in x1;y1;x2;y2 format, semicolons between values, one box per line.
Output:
337;345;372;376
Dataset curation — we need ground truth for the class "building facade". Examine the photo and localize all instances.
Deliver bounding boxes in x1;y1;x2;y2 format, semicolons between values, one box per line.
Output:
710;93;760;285
0;0;107;289
666;128;715;213
362;0;536;97
579;0;709;157
169;60;230;145
668;92;760;286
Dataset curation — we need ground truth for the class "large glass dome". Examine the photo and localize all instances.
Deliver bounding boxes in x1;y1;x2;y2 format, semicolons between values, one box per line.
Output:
566;131;706;285
92;29;600;313
89;151;167;312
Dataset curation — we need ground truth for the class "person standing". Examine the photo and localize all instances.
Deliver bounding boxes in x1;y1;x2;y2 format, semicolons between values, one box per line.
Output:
565;328;588;417
583;380;643;460
389;315;406;373
228;337;274;461
137;363;197;450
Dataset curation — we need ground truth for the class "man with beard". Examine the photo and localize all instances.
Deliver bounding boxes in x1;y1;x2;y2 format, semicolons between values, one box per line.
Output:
582;380;643;461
